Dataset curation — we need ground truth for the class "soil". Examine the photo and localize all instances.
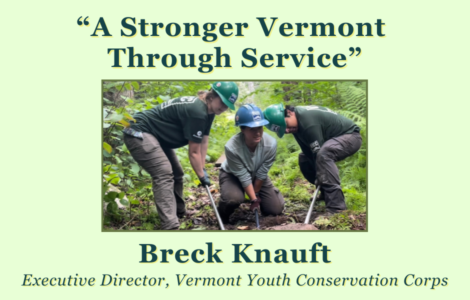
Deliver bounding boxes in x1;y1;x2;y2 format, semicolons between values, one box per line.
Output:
106;172;366;231
178;185;365;231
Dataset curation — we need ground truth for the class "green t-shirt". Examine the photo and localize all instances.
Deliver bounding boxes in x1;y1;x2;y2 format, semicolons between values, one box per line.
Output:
293;106;360;160
130;96;215;149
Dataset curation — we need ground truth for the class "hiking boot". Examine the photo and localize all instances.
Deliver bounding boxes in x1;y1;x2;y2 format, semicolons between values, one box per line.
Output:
222;215;233;224
218;210;231;224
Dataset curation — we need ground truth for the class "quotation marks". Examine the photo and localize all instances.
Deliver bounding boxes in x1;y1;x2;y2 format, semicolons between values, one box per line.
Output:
77;16;89;26
349;47;361;57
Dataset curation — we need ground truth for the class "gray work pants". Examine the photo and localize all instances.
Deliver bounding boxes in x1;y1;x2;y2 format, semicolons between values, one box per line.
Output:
123;133;184;229
218;169;285;221
299;131;362;213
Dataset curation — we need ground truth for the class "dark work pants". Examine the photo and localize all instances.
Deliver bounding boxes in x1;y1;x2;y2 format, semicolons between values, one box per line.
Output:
123;133;185;229
218;169;285;221
299;132;362;213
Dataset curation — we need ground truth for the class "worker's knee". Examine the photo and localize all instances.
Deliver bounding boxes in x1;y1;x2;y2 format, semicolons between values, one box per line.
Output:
220;190;245;205
317;148;335;163
260;188;285;215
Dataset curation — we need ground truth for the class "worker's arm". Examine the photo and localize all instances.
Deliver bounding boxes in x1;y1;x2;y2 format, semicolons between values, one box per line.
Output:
201;135;209;166
245;179;264;211
253;179;264;194
243;179;264;201
188;141;205;178
303;125;324;156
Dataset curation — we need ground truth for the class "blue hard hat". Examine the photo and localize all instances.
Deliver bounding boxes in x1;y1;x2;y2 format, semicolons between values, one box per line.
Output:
235;104;270;127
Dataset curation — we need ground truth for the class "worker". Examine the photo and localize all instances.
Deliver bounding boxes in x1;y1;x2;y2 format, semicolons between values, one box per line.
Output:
263;104;362;216
218;104;285;224
123;82;239;230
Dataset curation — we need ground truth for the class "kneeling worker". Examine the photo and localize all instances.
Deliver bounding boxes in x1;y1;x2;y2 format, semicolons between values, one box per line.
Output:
218;104;285;224
263;104;362;215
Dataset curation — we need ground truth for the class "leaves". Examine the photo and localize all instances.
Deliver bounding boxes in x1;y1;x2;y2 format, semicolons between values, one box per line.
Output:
107;202;118;213
103;142;112;154
106;112;123;122
102;81;366;231
130;163;140;175
131;81;140;91
123;113;136;122
118;119;130;127
104;192;118;202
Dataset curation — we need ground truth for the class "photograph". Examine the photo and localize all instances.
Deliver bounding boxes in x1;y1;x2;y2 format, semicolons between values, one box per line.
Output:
102;81;367;231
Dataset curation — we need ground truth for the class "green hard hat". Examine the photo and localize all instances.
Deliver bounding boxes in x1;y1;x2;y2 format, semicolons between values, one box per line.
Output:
211;81;239;110
263;103;287;138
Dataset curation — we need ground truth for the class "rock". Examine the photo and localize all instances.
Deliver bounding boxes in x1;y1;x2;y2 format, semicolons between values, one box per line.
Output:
268;224;318;230
237;226;251;230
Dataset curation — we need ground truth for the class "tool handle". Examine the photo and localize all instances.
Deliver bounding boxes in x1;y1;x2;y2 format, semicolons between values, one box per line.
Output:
304;185;321;224
254;209;260;229
205;186;225;230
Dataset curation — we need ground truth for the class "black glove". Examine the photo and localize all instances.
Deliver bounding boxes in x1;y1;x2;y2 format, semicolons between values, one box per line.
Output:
199;173;211;187
203;168;209;179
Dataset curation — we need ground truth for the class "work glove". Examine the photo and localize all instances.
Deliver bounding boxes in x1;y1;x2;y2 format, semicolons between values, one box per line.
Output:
250;195;261;211
203;168;209;179
199;173;211;187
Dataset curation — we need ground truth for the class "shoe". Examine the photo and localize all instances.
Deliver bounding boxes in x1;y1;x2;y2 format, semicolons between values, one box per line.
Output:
220;214;231;224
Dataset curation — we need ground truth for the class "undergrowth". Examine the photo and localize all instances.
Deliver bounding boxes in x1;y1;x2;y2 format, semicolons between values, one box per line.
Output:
102;81;367;230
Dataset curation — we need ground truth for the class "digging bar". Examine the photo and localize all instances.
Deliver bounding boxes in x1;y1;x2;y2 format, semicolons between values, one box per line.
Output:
254;208;260;229
304;185;321;224
205;186;225;230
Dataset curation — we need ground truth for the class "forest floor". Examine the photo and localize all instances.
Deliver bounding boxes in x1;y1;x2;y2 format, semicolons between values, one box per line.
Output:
104;166;366;231
178;185;366;231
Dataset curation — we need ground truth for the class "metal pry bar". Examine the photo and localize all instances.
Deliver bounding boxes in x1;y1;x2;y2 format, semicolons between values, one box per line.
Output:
205;186;225;230
304;185;321;224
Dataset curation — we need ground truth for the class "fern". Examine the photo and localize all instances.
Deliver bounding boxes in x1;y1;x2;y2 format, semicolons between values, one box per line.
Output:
337;83;366;116
337;110;366;127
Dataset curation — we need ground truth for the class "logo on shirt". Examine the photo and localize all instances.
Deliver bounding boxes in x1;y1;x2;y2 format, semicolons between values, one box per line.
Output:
252;111;261;121
310;141;321;153
216;82;221;87
193;131;203;139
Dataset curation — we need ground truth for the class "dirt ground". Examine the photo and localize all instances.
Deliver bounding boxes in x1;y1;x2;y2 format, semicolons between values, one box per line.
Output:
178;185;366;231
105;175;366;231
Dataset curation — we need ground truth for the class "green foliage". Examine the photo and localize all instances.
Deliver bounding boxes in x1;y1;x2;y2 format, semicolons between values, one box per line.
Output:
102;81;211;230
314;211;365;230
102;80;367;231
337;82;366;116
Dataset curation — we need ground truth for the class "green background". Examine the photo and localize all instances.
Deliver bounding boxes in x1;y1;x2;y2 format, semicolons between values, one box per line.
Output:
2;0;468;299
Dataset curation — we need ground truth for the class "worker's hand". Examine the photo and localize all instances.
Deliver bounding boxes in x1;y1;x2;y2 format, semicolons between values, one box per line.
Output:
199;173;211;187
250;197;261;211
203;168;209;179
